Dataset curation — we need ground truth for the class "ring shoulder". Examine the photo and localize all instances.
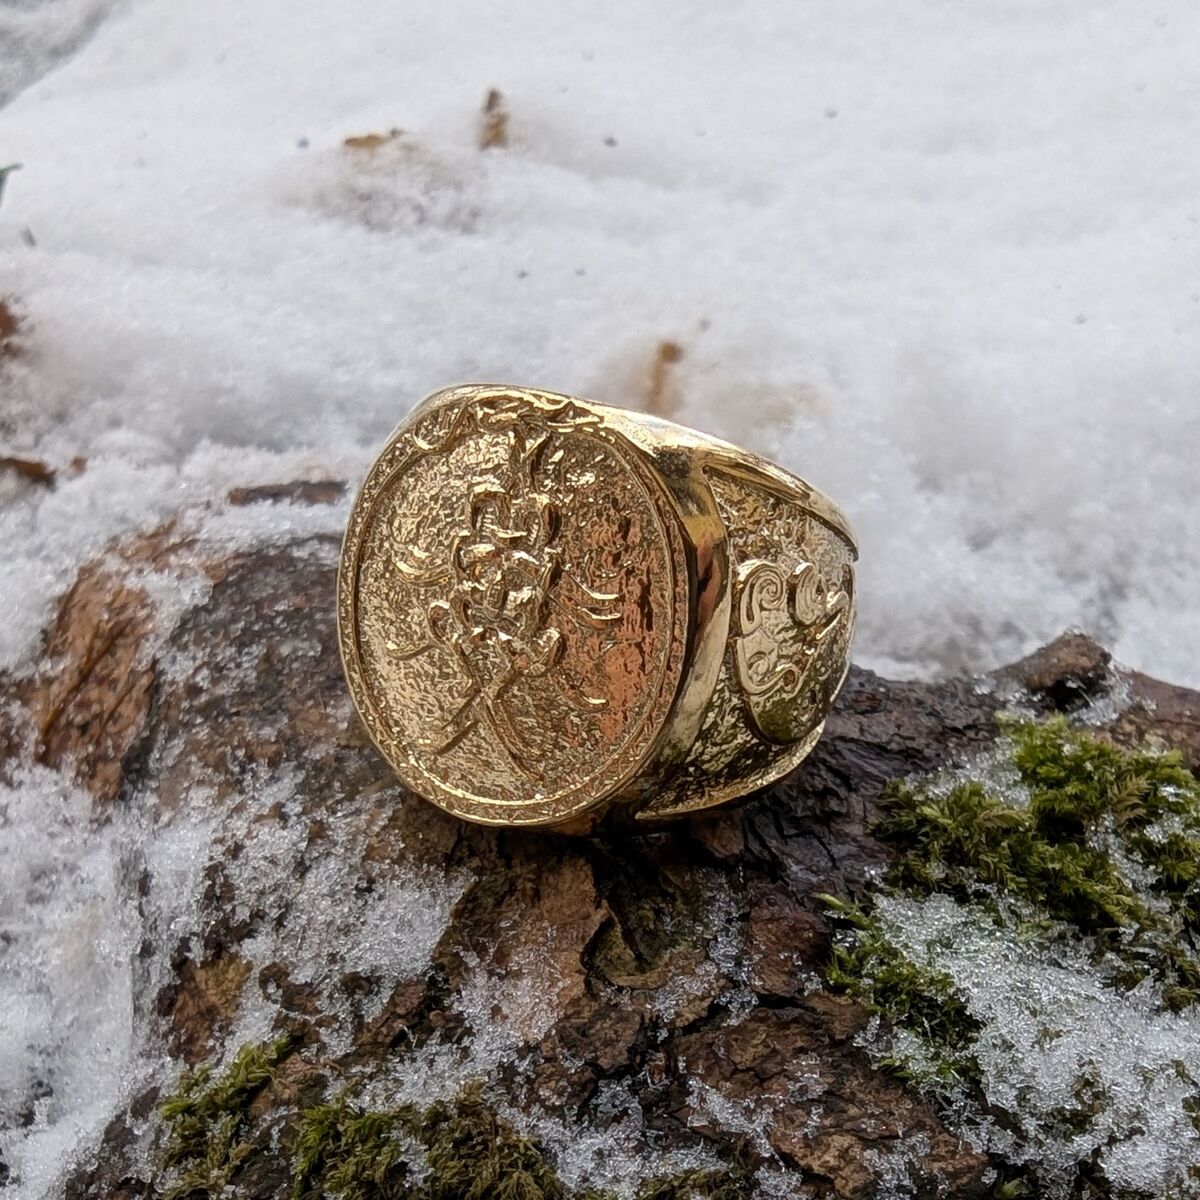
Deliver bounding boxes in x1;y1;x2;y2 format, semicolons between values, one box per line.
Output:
633;459;856;821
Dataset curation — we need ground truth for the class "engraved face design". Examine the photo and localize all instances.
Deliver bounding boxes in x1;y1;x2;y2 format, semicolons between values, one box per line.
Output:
340;392;688;824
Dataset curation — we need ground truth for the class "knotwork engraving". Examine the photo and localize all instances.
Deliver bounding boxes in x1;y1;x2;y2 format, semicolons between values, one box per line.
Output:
382;422;624;779
734;557;853;744
349;389;684;817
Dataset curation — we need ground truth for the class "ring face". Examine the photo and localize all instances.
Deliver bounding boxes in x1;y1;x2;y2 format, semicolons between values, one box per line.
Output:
338;383;858;831
338;386;689;826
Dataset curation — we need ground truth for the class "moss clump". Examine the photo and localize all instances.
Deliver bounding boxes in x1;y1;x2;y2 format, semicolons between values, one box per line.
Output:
294;1084;566;1200
827;715;1200;1026
158;1036;293;1199
821;894;981;1086
878;716;1200;1007
292;1098;418;1200
294;1083;751;1200
823;716;1200;1199
151;1036;754;1200
629;1163;754;1200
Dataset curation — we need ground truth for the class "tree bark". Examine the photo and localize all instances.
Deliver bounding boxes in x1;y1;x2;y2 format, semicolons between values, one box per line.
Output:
4;521;1196;1200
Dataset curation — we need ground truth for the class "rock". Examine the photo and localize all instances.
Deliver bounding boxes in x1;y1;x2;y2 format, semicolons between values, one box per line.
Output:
3;527;1195;1198
744;887;829;1000
1001;629;1113;709
672;1003;987;1198
28;526;191;803
226;481;346;507
163;952;254;1064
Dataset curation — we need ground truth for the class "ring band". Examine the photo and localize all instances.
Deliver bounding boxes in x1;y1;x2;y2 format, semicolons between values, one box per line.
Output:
337;384;858;832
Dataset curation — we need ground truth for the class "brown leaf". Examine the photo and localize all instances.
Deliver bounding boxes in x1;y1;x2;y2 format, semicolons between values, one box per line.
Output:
479;88;509;150
343;128;404;152
0;296;21;358
227;480;346;507
646;339;684;417
0;456;54;486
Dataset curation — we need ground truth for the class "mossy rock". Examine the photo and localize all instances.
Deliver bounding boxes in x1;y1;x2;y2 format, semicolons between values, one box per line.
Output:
826;717;1200;1198
21;533;1198;1200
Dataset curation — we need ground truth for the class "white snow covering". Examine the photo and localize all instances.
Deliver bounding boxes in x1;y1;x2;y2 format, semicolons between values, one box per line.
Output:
873;893;1200;1198
3;0;1200;1195
1;0;1199;684
0;763;215;1197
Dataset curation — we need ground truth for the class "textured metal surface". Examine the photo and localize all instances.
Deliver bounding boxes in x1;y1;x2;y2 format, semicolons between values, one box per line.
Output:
637;464;856;819
338;385;857;830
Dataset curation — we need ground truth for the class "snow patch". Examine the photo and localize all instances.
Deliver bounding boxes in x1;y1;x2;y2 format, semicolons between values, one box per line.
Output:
872;893;1200;1198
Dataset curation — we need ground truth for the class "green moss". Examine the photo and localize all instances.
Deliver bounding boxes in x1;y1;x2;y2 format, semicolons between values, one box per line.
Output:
821;894;981;1086
293;1084;571;1199
876;717;1200;1007
151;1034;755;1200
990;1177;1031;1199
822;716;1200;1198
420;1087;570;1200
292;1096;419;1200
630;1163;755;1200
826;717;1200;1048
158;1036;293;1199
293;1083;749;1200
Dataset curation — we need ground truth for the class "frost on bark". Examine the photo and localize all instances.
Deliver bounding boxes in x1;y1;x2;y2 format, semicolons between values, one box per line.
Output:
3;521;1198;1199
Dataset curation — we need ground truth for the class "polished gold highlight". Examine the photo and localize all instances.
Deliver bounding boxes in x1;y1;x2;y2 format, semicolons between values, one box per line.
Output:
337;385;857;831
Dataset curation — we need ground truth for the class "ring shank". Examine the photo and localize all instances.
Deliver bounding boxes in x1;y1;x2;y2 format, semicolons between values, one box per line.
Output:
623;435;857;821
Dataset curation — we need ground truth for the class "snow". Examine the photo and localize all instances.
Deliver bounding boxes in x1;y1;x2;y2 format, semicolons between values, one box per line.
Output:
0;763;215;1197
1;0;1199;685
872;893;1200;1198
2;0;1200;1194
0;723;468;1194
0;0;110;106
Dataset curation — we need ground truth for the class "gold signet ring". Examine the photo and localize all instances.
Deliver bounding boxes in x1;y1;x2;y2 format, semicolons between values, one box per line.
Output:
337;385;858;832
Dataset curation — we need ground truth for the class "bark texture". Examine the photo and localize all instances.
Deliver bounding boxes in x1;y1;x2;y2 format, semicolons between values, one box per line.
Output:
4;521;1197;1200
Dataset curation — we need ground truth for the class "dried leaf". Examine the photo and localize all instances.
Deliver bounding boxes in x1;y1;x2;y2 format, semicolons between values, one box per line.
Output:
0;455;54;486
646;339;684;417
342;129;404;152
479;88;509;150
227;480;346;506
0;296;23;358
